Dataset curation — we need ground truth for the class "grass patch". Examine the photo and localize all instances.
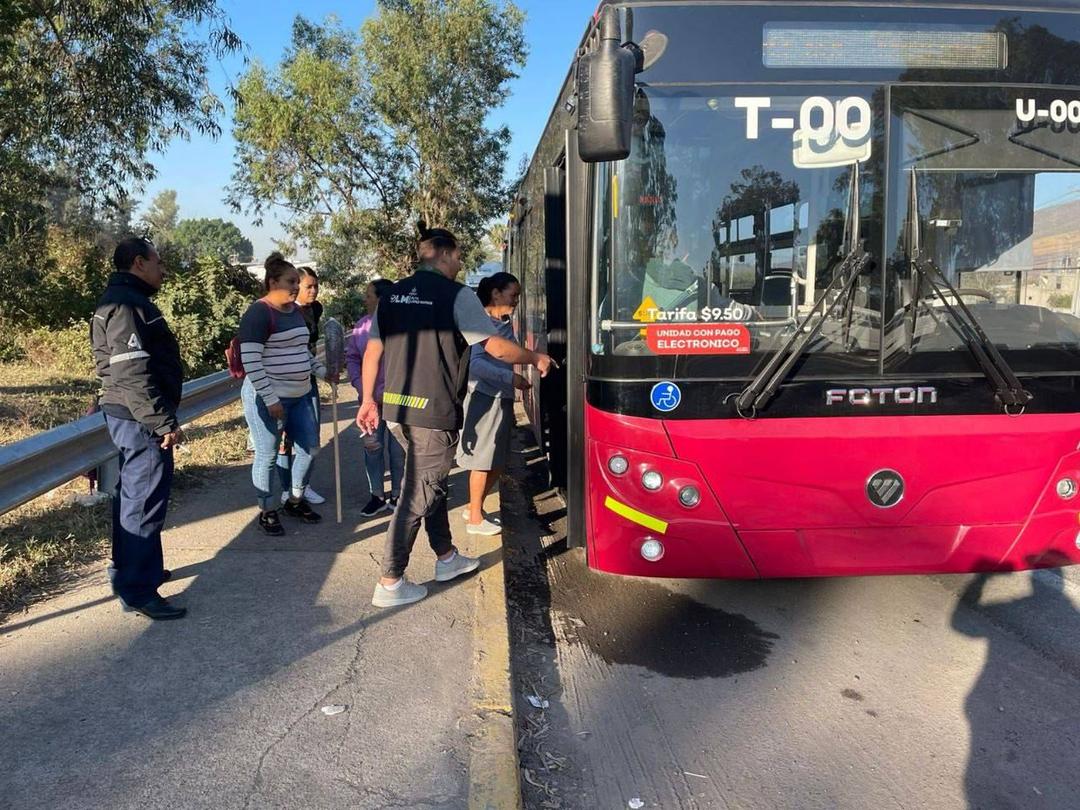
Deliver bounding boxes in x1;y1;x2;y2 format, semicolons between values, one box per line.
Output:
0;401;250;617
0;362;98;446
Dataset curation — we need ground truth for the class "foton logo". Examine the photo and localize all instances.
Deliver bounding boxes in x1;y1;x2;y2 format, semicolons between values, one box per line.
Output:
825;387;938;406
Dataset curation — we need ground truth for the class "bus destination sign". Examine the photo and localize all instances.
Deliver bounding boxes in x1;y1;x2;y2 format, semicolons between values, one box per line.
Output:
646;324;751;355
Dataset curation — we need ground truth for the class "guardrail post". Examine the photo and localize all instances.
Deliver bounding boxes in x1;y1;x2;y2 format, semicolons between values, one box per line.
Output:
96;456;120;499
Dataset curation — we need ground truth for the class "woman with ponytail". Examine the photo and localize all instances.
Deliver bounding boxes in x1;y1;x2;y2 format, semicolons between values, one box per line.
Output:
455;272;528;535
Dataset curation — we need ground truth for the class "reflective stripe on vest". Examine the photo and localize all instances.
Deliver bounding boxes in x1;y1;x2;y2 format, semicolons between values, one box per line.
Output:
383;392;430;409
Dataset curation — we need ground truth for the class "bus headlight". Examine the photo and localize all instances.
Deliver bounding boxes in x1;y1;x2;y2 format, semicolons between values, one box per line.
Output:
608;454;629;475
641;470;663;491
1057;477;1077;500
640;538;665;561
678;485;701;508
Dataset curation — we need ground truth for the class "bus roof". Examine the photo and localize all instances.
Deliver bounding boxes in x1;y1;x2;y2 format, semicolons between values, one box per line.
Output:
602;0;1080;11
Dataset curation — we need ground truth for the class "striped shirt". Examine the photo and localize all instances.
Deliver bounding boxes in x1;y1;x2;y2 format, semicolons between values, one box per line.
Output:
239;300;325;405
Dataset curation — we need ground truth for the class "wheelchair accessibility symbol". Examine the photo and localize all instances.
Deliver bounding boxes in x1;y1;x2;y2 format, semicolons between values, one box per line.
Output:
650;381;681;413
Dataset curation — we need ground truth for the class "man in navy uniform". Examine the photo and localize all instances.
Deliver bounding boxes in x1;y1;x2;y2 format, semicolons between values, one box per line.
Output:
91;237;186;620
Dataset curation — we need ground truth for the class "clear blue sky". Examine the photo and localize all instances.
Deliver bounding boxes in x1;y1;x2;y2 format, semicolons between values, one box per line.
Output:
140;0;589;261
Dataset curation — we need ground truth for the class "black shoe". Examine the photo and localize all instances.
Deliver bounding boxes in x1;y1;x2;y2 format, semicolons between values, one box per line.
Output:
360;496;386;517
259;509;285;535
386;496;398;512
283;498;321;524
129;595;186;621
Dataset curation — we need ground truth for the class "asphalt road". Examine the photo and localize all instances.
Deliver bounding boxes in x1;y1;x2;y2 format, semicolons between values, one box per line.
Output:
502;426;1080;810
0;393;495;810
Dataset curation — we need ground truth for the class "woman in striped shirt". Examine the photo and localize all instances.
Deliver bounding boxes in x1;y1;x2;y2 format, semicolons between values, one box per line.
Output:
239;253;332;535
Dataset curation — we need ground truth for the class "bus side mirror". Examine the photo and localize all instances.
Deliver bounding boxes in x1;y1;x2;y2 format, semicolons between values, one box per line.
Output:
577;8;641;163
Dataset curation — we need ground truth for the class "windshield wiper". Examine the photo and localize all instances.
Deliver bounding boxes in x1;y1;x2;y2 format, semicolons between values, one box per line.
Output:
732;246;873;417
912;256;1032;412
907;168;1031;412
733;161;870;417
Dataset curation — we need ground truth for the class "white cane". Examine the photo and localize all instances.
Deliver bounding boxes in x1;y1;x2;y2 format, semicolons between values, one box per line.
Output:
322;318;346;524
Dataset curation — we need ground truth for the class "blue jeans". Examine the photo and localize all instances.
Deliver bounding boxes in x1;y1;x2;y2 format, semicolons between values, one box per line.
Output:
105;416;173;607
242;379;319;510
276;379;320;492
364;419;405;500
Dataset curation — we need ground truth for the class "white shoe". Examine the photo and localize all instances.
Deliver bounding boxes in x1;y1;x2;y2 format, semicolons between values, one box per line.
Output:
466;518;502;536
371;578;428;608
435;551;481;582
303;485;326;504
460;508;500;524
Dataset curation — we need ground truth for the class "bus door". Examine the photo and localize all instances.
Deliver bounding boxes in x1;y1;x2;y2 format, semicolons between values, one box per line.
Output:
543;166;569;489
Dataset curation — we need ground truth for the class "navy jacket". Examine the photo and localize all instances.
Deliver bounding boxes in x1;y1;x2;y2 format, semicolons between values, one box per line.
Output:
91;272;183;436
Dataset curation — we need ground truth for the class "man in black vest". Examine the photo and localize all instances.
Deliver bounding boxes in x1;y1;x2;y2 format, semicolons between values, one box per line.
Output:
358;224;552;607
91;237;186;620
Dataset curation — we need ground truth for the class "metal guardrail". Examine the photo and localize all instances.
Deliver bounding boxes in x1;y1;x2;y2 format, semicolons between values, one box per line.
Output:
0;370;243;518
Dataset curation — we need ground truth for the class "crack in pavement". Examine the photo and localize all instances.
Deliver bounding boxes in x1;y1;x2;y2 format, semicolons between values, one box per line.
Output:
242;625;368;809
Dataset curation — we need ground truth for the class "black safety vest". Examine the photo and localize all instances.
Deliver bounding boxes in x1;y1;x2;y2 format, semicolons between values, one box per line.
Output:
378;268;470;430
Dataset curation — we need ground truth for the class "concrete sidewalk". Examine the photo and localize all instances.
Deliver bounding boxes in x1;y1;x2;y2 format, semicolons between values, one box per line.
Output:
0;391;513;810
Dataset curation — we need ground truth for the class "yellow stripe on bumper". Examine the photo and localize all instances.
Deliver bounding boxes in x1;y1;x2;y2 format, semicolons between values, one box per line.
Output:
603;496;668;535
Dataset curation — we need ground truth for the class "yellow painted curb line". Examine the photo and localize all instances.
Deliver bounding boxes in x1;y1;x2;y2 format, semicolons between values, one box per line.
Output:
468;512;523;810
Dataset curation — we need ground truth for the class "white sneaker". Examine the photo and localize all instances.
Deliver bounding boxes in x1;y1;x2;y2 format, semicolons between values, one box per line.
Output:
371;578;428;608
460;508;500;524
303;485;326;504
466;518;502;536
435;551;481;582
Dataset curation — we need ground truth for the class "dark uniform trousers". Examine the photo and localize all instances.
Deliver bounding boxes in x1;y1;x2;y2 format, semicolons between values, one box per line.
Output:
106;415;174;607
383;424;458;579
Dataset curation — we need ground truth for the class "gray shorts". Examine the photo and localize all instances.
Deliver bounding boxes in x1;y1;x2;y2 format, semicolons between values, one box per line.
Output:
456;391;514;471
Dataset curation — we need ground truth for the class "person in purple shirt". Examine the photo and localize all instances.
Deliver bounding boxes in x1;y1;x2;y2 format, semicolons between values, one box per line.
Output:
346;279;405;516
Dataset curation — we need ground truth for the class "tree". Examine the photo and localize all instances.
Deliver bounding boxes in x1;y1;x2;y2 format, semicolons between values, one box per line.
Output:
229;17;410;281
0;2;241;328
229;3;526;280
142;190;181;246
362;0;526;260
171;218;253;264
0;2;241;209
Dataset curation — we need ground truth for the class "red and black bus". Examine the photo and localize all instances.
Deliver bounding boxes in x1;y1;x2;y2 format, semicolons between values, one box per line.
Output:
506;0;1080;578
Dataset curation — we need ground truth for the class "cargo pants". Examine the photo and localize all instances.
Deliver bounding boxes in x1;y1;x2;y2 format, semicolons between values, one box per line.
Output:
382;424;457;579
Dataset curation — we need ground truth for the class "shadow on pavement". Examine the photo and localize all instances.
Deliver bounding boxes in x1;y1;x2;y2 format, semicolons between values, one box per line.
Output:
0;393;487;809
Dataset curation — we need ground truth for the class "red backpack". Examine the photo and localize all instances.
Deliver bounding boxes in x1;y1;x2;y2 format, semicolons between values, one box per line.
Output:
225;299;276;379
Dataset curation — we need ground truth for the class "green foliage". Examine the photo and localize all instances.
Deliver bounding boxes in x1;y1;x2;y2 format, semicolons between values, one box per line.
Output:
0;1;240;209
322;288;367;333
229;2;526;281
230;18;410;283
3;225;112;327
363;0;526;251
171;217;254;264
155;256;262;377
18;323;96;377
1048;292;1073;310
0;2;240;340
142;190;181;246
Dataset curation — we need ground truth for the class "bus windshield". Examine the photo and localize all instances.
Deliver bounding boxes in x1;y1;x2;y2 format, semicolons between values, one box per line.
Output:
594;86;884;362
888;86;1080;367
593;82;1080;373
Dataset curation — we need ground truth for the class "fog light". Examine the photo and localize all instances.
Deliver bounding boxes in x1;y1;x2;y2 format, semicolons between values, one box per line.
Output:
608;454;629;475
678;485;701;508
1057;477;1077;500
641;470;663;491
1075;529;1080;551
640;537;665;561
